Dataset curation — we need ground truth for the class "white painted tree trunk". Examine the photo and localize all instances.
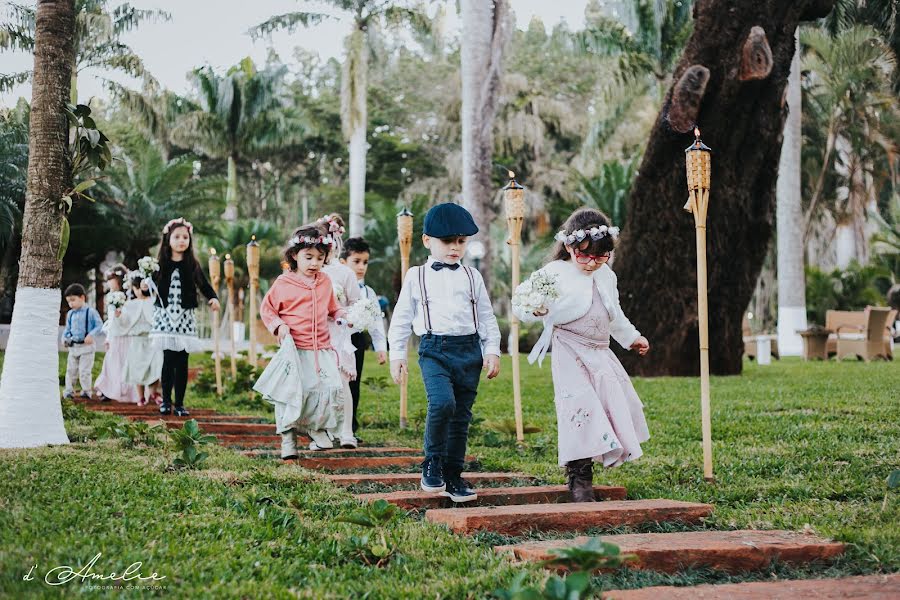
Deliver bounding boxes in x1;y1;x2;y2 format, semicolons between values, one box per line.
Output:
461;0;508;292
776;30;807;352
342;28;368;237
835;221;856;268
0;289;70;447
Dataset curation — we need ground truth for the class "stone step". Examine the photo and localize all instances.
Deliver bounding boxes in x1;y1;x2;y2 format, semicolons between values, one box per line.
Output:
426;499;713;536
243;447;421;458
127;414;270;424
496;530;844;574
216;434;282;448
326;472;536;488
161;421;276;434
356;485;627;510
601;573;900;599
291;455;474;471
81;404;219;416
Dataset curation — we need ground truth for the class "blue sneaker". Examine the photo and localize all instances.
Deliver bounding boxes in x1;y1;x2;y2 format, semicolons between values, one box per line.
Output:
442;475;477;503
420;456;445;493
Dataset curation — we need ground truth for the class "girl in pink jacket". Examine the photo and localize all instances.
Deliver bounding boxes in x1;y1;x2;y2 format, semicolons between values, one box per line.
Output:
259;225;347;457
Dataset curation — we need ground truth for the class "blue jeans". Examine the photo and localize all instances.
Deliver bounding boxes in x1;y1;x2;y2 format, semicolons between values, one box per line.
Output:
418;333;482;476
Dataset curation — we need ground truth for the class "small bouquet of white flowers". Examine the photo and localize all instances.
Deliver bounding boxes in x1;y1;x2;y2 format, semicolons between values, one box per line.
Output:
107;291;127;309
345;297;382;332
333;283;347;305
137;255;160;278
512;270;561;316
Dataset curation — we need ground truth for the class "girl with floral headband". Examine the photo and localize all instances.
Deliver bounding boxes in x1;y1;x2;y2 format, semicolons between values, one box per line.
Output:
513;207;650;502
95;264;140;403
256;225;348;457
150;217;220;417
317;214;364;449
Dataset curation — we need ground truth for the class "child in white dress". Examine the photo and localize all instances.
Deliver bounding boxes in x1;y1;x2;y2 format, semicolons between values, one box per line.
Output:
119;274;163;406
95;265;139;403
514;208;650;502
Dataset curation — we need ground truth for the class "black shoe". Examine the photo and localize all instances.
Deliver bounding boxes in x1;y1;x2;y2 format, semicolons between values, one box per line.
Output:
159;402;172;415
98;394;111;403
420;456;445;493
442;475;477;503
173;406;190;417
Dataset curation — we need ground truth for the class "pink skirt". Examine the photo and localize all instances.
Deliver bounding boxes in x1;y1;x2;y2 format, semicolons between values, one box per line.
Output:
95;336;140;403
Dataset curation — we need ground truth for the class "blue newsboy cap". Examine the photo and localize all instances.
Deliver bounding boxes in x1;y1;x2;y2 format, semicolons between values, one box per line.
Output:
423;203;479;237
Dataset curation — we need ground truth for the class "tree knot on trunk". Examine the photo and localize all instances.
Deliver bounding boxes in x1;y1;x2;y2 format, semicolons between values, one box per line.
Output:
667;65;710;133
739;26;773;81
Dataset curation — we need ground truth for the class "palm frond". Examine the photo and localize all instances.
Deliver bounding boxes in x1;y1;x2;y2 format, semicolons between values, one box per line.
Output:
0;71;31;92
249;11;332;39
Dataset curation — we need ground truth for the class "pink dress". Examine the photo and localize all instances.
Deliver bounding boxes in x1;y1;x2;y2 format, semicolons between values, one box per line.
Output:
550;286;649;466
96;332;139;404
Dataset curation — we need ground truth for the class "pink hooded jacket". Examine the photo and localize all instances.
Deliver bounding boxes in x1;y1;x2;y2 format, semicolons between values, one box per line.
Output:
260;271;345;352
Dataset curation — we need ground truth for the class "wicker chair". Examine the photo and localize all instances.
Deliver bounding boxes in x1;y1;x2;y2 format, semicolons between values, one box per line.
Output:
834;306;893;362
826;308;895;360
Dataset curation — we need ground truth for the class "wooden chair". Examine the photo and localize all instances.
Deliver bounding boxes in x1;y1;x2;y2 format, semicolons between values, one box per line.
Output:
826;308;895;360
742;315;779;360
834;306;893;362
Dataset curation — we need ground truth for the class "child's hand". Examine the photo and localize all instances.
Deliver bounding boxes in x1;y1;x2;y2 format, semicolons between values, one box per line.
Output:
84;334;94;345
208;298;220;312
140;280;149;291
275;324;290;342
376;351;387;365
483;354;500;379
631;336;650;356
390;359;407;384
114;308;122;318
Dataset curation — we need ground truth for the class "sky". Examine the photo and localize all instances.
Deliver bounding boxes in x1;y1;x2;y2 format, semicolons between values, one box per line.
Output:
0;1;592;108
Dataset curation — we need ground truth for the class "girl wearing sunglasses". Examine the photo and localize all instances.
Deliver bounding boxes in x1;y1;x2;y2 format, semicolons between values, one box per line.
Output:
513;207;650;503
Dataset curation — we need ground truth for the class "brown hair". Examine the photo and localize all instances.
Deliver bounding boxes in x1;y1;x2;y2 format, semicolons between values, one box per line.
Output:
550;207;616;262
283;225;333;271
105;263;128;290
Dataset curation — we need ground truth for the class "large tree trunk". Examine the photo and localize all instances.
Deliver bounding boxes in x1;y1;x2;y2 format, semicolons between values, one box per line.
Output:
0;0;75;448
615;0;834;376
460;0;508;294
776;31;807;356
343;28;368;237
223;154;238;221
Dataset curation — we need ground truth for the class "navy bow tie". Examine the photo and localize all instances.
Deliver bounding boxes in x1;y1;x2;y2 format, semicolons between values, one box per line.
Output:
431;261;460;271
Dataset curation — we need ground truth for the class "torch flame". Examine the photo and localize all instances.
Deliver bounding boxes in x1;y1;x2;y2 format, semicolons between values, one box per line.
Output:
251;235;256;241
225;254;231;260
694;126;700;139
210;248;216;255
508;170;515;179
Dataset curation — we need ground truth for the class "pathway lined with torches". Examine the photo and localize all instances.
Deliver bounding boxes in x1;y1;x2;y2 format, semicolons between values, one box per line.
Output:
73;397;897;599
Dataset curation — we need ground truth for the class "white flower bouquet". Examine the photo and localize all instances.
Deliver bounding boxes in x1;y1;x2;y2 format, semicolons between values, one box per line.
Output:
333;283;347;305
137;256;160;278
107;291;127;309
512;270;561;315
346;297;382;332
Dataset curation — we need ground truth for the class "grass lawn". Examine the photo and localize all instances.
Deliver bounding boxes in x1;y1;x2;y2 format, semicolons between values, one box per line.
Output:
0;349;897;598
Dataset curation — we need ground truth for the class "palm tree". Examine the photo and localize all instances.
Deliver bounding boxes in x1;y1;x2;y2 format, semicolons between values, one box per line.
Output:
0;0;169;101
801;26;899;266
0;0;75;449
172;57;296;222
251;1;431;236
775;31;807;356
460;0;509;294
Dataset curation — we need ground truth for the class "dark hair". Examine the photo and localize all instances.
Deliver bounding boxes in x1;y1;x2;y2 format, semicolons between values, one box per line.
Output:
283;225;333;271
129;274;152;298
156;221;201;273
341;237;370;259
64;283;86;298
105;263;128;290
550;208;616;262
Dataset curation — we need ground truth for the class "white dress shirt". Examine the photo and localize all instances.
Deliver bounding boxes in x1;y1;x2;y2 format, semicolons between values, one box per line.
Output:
388;257;501;361
356;280;388;353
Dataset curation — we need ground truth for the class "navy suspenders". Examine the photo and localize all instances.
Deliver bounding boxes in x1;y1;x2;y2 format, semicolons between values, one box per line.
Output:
417;265;478;335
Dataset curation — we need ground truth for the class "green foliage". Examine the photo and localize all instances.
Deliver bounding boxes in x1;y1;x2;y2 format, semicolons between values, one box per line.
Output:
95;419;164;448
0;100;28;257
493;571;590;600
168;419;217;470
543;537;634;572
336;499;404;567
571;157;638;226
805;262;893;324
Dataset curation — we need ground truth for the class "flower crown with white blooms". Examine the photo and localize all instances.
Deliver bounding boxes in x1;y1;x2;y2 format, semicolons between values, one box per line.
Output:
554;224;620;246
290;234;336;247
162;217;193;235
316;214;346;236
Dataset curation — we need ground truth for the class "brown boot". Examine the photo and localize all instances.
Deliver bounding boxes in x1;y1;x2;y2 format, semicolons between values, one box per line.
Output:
566;458;596;502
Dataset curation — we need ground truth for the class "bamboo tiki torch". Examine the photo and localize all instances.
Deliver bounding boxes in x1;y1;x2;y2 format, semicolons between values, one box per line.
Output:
246;236;260;367
208;249;223;397
224;253;237;379
397;207;414;429
504;172;526;443
684;127;714;482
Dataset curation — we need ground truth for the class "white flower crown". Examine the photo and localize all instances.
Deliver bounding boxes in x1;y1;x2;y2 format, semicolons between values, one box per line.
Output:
554;224;620;246
290;234;336;247
316;214;346;236
162;217;193;235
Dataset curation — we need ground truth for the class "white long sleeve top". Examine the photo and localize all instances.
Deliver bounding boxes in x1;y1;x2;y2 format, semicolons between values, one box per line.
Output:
387;257;501;361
